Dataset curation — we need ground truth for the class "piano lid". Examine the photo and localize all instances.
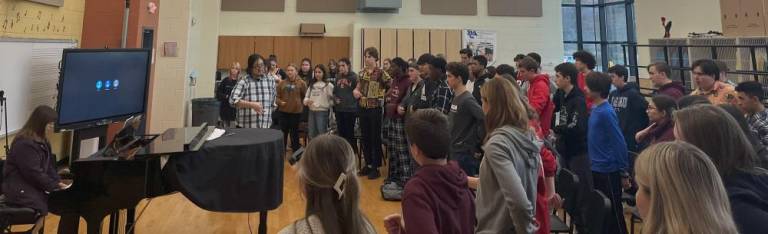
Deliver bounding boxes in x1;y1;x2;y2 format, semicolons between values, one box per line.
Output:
138;126;212;156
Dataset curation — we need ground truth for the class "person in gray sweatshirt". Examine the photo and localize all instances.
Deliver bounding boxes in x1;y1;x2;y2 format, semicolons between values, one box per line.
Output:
474;78;540;234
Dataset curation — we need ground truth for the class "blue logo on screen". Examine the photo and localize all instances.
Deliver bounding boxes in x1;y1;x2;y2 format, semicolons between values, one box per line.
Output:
105;80;112;90
96;80;103;91
113;80;119;89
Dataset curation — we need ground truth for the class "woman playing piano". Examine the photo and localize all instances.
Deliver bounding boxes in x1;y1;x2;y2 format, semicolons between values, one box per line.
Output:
2;105;69;229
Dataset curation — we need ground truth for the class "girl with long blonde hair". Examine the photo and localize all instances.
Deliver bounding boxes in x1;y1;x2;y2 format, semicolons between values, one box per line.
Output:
634;141;738;234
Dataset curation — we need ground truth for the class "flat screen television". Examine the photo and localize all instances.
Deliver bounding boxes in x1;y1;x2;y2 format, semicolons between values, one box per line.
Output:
55;48;152;130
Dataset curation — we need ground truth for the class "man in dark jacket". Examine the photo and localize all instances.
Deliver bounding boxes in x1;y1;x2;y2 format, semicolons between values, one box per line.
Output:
608;65;649;153
468;55;491;104
551;62;591;233
648;62;686;100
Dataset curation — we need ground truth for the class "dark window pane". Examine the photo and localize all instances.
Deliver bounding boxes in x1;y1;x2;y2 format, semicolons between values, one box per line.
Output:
562;7;578;41
582;44;603;71
607;44;627;67
606;5;628;42
581;7;600;42
565;43;579;62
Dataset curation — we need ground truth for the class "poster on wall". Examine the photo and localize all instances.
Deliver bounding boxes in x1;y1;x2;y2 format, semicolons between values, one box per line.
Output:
462;29;497;65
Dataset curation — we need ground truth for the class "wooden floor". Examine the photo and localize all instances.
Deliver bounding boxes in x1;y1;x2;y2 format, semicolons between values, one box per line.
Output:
20;153;400;234
15;153;643;234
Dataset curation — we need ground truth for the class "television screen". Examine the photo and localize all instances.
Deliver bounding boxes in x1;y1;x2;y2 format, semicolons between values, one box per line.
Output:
56;49;151;130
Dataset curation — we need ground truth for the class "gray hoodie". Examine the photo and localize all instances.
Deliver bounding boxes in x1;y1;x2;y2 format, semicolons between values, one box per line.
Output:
476;125;541;234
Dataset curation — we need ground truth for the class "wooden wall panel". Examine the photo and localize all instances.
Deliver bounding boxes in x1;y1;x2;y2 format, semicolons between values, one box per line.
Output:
430;29;447;57
445;29;462;62
218;36;256;69
396;29;414;60
310;37;351;68
253;36;275;57
297;0;357;12
380;28;398;62
362;28;381;64
421;0;478;15
413;29;430;58
273;37;313;67
488;0;542;17
221;0;285;12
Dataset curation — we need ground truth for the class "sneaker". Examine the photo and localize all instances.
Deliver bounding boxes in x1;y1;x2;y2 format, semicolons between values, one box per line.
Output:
358;166;370;176
381;184;404;201
381;181;399;190
367;168;381;180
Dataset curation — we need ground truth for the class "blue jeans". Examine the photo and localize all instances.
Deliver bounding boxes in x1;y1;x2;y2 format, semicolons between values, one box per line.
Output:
308;110;329;139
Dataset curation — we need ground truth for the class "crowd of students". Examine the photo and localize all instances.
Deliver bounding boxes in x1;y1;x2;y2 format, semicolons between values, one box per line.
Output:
212;47;768;234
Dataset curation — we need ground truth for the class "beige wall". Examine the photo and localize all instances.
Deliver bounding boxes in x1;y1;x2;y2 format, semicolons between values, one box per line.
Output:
148;0;191;133
188;0;220;99
635;0;723;77
217;0;564;73
0;0;84;158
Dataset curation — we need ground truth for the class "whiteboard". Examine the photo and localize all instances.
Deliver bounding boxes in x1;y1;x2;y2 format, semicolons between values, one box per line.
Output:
0;38;77;136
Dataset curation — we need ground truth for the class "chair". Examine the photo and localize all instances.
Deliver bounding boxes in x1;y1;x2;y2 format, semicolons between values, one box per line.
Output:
0;196;44;234
584;190;612;234
551;168;580;234
0;161;44;234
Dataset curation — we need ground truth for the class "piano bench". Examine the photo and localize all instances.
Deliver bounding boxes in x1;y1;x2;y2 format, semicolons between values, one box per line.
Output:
0;197;44;234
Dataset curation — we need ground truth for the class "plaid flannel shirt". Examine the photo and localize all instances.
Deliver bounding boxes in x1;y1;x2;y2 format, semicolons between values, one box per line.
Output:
229;74;277;128
748;109;768;147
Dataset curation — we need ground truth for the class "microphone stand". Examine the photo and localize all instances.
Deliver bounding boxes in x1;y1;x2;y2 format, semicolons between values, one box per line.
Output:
2;93;8;155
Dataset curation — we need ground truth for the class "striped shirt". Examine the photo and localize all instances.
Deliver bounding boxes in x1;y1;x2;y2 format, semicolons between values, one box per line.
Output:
229;74;277;128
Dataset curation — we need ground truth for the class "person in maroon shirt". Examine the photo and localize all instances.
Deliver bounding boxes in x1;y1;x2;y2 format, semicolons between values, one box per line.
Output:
384;109;476;234
382;57;415;198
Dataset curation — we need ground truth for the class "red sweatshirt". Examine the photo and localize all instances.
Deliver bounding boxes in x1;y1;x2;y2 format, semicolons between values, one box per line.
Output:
577;72;593;110
402;161;476;234
527;74;555;135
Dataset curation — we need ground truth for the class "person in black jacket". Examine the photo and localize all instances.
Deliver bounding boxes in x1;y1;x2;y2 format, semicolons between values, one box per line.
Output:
216;62;241;127
607;65;649;152
551;62;591;233
2;105;68;231
468;55;491;104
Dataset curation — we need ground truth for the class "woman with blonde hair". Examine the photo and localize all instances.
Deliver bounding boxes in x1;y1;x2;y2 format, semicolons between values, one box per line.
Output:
634;141;738;234
279;134;375;234
475;78;540;234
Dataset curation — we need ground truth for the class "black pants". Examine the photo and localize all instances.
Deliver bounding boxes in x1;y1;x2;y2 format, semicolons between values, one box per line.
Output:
564;152;593;233
279;112;302;152
335;111;358;152
359;108;383;168
592;171;628;234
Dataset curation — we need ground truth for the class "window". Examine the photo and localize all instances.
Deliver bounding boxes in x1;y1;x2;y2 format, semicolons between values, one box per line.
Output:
562;0;636;74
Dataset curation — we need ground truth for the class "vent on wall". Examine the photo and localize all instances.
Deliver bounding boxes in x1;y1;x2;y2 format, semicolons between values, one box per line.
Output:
359;0;401;12
300;24;326;37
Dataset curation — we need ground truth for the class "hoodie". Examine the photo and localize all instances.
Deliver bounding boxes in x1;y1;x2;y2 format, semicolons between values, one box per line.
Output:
476;126;540;234
528;74;555;134
608;82;649;152
402;161;476;234
722;171;768;233
653;81;685;100
552;87;588;158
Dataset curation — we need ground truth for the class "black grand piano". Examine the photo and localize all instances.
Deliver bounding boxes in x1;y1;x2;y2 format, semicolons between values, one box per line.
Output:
49;126;285;234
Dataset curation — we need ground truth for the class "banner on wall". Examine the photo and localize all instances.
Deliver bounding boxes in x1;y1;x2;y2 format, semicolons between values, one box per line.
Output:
462;29;497;65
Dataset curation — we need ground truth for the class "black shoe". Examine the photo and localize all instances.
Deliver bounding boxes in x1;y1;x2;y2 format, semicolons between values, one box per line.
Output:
367;168;381;180
358;166;370;176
